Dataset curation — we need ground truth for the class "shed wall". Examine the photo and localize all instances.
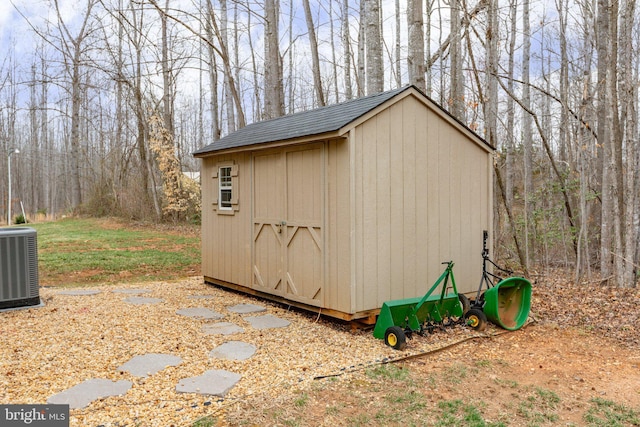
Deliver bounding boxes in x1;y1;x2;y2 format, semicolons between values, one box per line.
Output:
201;152;253;286
352;95;491;312
201;140;354;314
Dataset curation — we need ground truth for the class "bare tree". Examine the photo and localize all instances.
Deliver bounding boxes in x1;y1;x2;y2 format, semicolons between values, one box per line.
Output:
54;0;98;209
264;0;284;118
407;0;425;91
449;0;464;119
302;0;325;106
364;0;383;94
342;0;353;99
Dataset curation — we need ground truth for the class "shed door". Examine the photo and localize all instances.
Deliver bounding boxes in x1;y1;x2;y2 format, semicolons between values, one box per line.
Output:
252;145;324;307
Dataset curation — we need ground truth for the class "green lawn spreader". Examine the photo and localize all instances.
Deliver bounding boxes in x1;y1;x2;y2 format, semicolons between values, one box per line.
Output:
373;232;532;350
470;230;532;331
373;261;487;350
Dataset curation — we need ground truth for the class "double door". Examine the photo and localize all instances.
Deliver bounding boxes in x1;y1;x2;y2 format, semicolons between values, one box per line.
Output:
252;144;324;307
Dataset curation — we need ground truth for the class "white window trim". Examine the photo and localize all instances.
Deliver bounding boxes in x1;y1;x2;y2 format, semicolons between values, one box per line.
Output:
218;166;233;211
212;162;239;215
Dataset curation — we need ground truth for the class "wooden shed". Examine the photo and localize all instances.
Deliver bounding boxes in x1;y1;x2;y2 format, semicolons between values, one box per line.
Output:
193;85;495;322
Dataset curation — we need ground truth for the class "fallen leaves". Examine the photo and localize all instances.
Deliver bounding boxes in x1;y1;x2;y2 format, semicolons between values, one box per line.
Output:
531;269;640;348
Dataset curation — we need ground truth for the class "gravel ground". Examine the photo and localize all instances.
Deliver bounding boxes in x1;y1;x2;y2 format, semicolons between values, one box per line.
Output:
0;277;487;426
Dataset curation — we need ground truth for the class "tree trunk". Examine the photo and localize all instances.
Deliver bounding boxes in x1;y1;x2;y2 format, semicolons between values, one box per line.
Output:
54;0;96;209
264;0;284;119
357;0;366;96
302;0;325;106
597;0;612;282
407;0;425;91
449;0;464;119
364;0;383;94
220;0;236;133
484;0;498;149
342;0;353;99
522;0;532;269
505;0;517;208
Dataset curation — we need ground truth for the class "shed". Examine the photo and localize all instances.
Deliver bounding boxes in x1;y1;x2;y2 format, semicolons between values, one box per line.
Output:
193;85;494;322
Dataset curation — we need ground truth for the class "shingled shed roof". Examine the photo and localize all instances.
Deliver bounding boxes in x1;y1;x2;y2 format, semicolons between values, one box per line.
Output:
193;85;491;156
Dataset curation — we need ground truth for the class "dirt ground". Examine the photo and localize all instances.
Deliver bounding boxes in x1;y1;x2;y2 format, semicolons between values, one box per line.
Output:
221;276;640;426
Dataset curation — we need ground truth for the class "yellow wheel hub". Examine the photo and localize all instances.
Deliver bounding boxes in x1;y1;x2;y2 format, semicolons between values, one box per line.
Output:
387;333;398;347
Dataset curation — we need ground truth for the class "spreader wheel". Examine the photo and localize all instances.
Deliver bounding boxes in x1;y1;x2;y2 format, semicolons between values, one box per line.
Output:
384;326;407;350
465;308;488;332
458;293;471;314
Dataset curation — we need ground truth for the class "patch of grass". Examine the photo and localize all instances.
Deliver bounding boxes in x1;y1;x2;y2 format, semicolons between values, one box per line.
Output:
31;218;200;286
441;363;470;385
584;398;640;426
346;413;371;426
475;359;493;368
192;416;216;427
494;377;519;388
436;399;506;427
366;364;410;381
517;387;560;426
293;392;309;408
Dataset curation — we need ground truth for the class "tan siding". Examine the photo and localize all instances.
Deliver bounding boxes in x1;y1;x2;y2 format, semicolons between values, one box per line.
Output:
360;114;378;310
425;107;441;288
353;95;491;311
376;108;392;304
201;153;252;287
389;103;405;300
326;139;351;313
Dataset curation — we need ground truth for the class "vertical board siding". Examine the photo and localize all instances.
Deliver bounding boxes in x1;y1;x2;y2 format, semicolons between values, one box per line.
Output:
390;102;407;300
406;99;422;299
201;153;252;287
326;139;351;313
360;113;378;311
376;107;392;305
353;95;491;312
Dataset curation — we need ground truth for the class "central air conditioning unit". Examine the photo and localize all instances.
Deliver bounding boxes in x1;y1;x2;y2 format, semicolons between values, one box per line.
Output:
0;227;41;310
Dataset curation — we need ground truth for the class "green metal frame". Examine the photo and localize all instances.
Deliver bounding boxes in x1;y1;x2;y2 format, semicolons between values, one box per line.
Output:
373;261;464;339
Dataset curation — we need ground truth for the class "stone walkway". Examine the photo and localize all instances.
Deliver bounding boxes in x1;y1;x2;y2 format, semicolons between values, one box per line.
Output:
48;288;290;408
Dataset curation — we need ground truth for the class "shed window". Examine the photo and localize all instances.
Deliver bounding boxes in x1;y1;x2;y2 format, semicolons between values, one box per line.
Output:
219;166;233;210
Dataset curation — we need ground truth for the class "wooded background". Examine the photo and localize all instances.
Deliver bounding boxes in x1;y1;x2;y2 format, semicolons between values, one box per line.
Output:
0;0;637;287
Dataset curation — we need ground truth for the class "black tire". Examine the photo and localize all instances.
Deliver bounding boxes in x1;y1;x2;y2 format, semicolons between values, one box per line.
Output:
384;326;407;350
465;308;488;332
458;293;471;314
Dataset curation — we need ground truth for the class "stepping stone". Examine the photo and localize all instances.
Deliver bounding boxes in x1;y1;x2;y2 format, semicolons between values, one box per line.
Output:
58;289;101;296
188;295;215;300
112;289;152;294
245;314;291;330
176;307;224;320
227;303;267;314
176;370;241;397
124;296;163;305
47;379;132;409
202;322;244;335
209;341;257;361
117;353;183;377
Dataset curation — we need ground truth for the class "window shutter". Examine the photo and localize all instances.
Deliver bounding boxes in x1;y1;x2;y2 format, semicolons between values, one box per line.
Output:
212;168;219;209
231;164;239;210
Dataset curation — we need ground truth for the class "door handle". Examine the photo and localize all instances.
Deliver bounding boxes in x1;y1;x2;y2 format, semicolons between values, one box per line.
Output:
277;221;286;233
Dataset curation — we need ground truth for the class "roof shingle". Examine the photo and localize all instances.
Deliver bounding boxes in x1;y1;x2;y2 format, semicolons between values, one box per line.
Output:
193;86;408;156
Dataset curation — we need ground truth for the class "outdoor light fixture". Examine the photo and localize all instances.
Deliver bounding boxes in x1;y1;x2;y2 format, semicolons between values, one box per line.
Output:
7;148;19;225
